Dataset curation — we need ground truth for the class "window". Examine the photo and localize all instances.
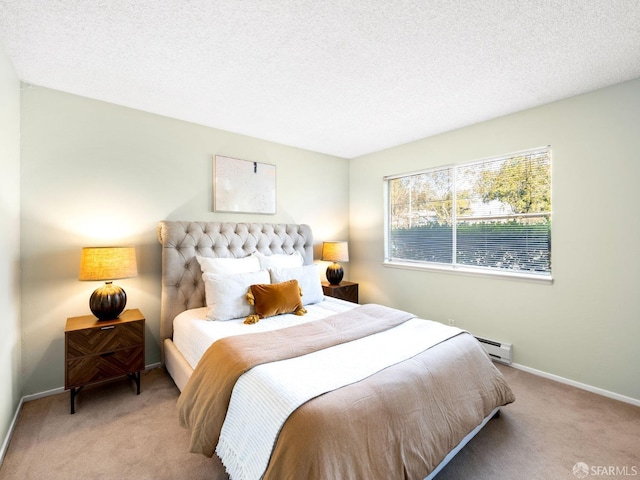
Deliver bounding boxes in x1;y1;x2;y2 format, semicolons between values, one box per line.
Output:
384;147;551;280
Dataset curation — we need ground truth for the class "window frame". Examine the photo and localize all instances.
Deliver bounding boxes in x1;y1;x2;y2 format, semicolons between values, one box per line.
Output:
383;147;553;284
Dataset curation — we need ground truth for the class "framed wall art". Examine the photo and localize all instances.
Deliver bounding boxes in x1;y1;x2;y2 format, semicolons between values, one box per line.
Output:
214;155;277;214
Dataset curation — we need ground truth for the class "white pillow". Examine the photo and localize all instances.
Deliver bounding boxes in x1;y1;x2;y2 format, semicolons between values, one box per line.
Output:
196;254;260;275
269;264;324;306
202;270;270;321
254;251;304;270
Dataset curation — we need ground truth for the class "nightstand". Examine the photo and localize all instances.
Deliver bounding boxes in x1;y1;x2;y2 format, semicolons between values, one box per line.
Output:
65;308;145;414
322;281;359;304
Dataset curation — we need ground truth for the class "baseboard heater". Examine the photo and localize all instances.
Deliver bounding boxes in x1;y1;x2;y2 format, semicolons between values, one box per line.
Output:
474;336;513;365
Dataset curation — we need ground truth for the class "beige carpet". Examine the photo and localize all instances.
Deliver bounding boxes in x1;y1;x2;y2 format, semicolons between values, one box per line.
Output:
1;365;638;480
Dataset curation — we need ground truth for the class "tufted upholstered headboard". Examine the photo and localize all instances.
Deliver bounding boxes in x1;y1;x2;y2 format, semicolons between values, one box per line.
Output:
157;221;314;350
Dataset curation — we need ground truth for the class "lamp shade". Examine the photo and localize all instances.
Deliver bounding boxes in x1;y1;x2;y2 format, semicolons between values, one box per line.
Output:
321;241;349;263
79;246;137;320
79;246;138;281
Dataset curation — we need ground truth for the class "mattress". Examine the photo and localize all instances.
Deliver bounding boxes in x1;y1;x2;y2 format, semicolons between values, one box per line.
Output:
173;296;358;370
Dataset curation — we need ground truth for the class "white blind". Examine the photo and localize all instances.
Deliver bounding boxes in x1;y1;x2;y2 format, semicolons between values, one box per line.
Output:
387;147;551;276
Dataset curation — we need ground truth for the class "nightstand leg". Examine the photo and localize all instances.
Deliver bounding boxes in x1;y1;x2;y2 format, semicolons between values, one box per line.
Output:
128;371;141;395
70;386;83;414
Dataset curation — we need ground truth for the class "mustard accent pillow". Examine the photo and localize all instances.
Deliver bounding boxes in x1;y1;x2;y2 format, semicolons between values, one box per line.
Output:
244;279;307;324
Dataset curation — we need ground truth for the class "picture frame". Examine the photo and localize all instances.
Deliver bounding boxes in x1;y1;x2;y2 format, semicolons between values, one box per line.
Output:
214;155;277;214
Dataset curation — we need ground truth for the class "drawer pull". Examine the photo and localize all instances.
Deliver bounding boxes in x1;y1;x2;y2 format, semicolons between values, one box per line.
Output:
100;351;115;357
100;326;116;330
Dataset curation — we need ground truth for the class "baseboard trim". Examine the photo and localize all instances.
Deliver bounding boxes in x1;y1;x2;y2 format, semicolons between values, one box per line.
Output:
511;363;640;408
0;362;164;467
0;397;23;466
22;386;64;403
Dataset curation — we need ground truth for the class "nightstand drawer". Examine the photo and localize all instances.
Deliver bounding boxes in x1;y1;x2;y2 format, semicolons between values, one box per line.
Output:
66;320;143;358
66;345;144;387
322;281;359;304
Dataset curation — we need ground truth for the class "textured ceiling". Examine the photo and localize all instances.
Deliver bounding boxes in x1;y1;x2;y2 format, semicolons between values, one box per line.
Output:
1;1;639;158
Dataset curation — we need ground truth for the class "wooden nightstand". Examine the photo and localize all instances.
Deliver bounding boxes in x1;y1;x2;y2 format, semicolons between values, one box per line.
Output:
322;281;359;304
65;308;145;414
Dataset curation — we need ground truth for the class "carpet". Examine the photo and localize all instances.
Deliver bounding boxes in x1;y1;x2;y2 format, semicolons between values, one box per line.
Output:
1;365;638;479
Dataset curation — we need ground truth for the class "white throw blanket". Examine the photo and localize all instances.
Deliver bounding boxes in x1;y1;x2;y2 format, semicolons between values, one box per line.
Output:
216;318;463;480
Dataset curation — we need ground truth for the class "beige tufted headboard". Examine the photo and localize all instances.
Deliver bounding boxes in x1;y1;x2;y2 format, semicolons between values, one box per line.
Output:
157;221;314;349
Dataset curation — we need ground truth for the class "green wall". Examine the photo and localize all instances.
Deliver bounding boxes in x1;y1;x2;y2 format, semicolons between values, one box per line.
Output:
0;42;21;454
350;78;640;402
19;86;350;395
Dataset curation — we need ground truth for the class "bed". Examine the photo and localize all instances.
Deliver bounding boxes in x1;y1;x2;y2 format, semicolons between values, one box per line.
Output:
158;220;515;480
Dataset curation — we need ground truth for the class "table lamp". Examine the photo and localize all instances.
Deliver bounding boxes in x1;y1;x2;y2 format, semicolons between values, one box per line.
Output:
79;246;138;320
321;241;349;285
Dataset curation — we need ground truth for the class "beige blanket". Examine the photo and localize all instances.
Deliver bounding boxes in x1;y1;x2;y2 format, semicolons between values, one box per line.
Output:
177;304;515;479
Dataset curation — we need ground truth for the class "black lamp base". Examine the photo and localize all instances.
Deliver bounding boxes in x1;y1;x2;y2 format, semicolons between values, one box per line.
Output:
90;282;127;321
326;263;344;285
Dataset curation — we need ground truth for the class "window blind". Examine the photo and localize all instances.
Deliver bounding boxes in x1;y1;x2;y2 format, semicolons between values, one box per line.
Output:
386;147;551;277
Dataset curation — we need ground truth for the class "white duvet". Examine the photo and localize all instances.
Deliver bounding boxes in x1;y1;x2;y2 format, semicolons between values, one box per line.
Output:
172;296;358;370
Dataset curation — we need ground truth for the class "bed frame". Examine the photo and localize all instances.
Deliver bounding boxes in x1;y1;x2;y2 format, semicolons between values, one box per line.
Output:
157;221;314;390
157;220;500;479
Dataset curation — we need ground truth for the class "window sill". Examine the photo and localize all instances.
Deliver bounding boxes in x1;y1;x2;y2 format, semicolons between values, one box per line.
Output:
382;260;553;285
